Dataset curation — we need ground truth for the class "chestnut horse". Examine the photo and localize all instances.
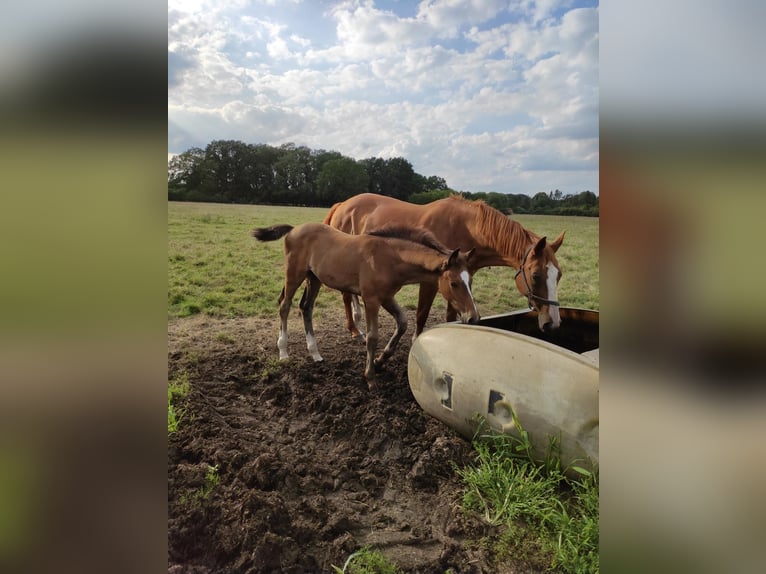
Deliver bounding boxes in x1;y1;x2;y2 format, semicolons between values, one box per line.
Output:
252;222;478;389
324;193;565;337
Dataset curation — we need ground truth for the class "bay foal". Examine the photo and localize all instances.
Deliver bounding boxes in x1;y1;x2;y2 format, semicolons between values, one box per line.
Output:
252;222;478;389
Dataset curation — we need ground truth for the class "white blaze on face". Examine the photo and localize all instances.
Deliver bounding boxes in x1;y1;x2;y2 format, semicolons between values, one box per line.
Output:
545;262;560;327
460;270;479;321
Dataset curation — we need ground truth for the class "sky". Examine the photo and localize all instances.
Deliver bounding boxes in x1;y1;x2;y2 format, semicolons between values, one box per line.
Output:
168;0;599;196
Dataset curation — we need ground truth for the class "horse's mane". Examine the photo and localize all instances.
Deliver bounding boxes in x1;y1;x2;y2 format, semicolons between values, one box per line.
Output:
367;226;451;255
444;195;537;259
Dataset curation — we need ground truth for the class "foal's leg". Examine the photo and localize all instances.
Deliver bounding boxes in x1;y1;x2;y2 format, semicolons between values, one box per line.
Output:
299;273;323;362
362;300;380;390
414;281;439;338
375;298;407;367
278;273;304;360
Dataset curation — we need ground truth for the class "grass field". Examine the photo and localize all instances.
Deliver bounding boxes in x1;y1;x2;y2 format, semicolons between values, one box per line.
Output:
168;200;600;572
168;201;598;319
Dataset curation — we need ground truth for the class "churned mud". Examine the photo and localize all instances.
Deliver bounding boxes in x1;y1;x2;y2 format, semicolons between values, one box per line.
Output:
168;309;546;573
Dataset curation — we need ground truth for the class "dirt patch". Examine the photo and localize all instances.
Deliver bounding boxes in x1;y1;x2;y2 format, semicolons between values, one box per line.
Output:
168;309;540;573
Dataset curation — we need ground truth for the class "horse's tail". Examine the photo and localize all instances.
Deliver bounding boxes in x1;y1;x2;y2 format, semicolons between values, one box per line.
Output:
323;201;341;226
251;224;293;242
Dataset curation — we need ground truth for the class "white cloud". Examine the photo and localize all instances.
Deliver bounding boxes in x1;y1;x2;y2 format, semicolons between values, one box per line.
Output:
417;0;508;36
167;0;599;195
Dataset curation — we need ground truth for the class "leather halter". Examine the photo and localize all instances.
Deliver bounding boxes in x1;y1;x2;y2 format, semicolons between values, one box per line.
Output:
514;245;560;309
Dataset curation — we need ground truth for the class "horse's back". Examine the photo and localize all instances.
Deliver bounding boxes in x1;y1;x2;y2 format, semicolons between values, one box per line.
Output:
326;193;426;234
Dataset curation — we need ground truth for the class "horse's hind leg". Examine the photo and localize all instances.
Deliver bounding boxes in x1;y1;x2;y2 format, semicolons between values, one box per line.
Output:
362;300;381;390
414;282;439;338
375;298;407;367
343;292;366;342
351;295;365;342
278;273;304;360
299;272;323;362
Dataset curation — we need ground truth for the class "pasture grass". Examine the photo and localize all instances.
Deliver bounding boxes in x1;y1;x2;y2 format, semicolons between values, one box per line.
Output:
168;202;598;319
457;417;599;573
168;371;191;434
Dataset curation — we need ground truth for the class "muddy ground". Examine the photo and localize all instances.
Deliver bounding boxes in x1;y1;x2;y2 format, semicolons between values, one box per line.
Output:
168;308;548;573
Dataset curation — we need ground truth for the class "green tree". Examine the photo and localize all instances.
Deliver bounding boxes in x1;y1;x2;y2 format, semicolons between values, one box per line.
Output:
248;144;282;203
316;157;369;205
409;189;452;204
273;144;317;205
425;175;449;191
168;147;207;200
531;191;553;213
361;157;386;195
380;157;418;200
203;139;256;203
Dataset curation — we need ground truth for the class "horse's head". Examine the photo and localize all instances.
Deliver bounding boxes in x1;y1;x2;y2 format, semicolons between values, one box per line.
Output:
438;248;480;324
515;232;565;332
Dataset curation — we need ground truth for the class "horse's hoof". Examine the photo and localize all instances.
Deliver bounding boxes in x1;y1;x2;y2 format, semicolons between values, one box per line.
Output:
366;379;378;392
311;355;324;362
279;354;289;361
352;333;366;343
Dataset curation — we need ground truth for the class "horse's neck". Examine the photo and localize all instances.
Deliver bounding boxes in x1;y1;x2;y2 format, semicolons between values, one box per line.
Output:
468;208;537;268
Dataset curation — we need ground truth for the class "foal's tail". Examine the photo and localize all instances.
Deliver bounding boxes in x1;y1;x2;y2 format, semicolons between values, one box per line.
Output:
251;224;293;242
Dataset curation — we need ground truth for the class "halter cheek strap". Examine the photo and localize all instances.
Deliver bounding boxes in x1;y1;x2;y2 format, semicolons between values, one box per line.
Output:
514;245;560;309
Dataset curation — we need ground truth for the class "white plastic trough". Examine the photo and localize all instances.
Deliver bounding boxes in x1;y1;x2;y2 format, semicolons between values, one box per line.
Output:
407;307;599;475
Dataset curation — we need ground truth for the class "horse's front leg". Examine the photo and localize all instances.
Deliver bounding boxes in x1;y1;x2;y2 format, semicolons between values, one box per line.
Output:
363;300;380;391
414;281;439;338
375;298;407;367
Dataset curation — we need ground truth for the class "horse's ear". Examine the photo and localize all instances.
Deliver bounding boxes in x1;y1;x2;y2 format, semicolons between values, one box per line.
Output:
465;248;476;261
443;249;460;270
550;230;565;253
533;236;547;255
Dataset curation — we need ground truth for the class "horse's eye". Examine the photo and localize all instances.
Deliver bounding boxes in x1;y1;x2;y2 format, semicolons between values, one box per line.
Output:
532;273;543;283
450;281;459;288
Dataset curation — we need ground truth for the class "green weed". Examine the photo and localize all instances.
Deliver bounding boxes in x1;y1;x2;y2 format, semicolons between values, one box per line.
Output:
180;463;221;508
332;546;402;574
260;357;284;379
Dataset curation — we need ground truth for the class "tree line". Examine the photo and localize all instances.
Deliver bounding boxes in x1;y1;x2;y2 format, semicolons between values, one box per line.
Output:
168;139;598;216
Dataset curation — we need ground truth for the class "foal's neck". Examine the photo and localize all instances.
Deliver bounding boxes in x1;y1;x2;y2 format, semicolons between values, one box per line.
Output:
395;243;448;279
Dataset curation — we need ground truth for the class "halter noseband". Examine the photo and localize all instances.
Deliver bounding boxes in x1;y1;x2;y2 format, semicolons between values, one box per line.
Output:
514;245;560;309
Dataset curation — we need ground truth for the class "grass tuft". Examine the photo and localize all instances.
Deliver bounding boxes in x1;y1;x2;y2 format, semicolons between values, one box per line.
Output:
168;372;191;434
457;416;599;573
332;546;402;574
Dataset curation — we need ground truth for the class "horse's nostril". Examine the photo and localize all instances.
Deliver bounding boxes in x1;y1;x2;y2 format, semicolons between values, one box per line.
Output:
542;321;553;333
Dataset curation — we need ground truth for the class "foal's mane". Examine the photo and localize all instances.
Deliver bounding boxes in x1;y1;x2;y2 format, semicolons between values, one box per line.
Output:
445;195;537;259
367;226;451;255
